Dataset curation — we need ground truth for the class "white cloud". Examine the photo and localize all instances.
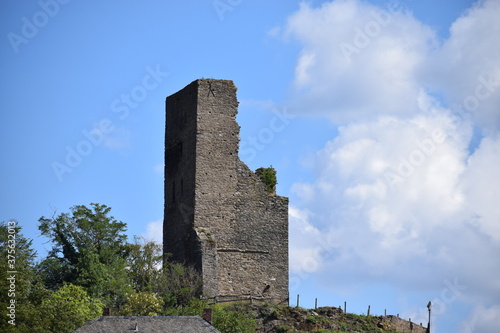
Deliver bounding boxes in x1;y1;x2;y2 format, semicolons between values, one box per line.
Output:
284;0;500;129
141;219;163;244
283;0;500;323
459;304;500;333
422;0;500;131
461;135;500;241
292;112;470;265
289;110;500;309
284;0;436;122
289;206;324;274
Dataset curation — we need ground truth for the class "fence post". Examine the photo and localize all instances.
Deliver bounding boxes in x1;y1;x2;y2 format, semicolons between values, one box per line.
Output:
344;301;346;313
296;294;300;308
315;298;318;310
385;309;387;316
367;305;370;316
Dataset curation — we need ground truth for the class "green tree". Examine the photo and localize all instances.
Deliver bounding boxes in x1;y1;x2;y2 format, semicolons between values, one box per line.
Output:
126;237;163;292
41;283;103;333
0;221;42;332
157;260;203;308
38;203;133;307
212;304;258;333
35;256;73;291
165;297;208;316
15;281;53;333
120;292;164;316
255;166;278;194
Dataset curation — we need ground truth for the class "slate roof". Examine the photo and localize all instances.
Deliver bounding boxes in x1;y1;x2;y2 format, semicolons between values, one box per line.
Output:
74;316;221;333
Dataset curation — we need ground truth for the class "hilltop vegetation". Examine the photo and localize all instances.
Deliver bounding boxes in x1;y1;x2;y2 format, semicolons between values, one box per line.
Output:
197;302;425;333
1;203;423;333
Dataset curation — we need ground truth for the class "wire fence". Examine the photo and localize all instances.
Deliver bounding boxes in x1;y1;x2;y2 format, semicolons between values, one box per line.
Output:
200;293;429;332
292;294;429;332
202;295;289;306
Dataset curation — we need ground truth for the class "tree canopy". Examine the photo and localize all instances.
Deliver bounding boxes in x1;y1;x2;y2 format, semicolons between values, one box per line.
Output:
38;203;132;306
0;203;255;333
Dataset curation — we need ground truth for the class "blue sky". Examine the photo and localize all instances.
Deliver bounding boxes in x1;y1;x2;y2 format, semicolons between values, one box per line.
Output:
1;0;499;332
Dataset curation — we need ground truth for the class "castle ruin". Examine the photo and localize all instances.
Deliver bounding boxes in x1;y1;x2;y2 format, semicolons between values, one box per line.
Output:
163;79;289;303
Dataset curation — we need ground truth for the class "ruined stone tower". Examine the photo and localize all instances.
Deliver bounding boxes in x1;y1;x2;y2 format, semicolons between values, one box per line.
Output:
164;79;288;303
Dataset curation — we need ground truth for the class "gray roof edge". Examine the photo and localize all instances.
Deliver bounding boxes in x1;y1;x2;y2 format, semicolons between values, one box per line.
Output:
74;315;221;333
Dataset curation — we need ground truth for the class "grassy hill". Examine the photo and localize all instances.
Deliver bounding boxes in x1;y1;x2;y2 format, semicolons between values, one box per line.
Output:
216;303;427;333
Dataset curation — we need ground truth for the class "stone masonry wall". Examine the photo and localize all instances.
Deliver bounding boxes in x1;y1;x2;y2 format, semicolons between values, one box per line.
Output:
164;80;198;267
164;79;289;304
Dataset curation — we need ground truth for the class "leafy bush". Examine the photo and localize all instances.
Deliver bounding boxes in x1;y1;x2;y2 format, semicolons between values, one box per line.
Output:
120;292;164;316
255;166;277;194
164;297;208;316
41;283;103;333
157;261;202;309
212;304;258;333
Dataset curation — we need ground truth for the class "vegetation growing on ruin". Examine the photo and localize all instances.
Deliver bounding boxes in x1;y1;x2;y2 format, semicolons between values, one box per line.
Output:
256;166;278;194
